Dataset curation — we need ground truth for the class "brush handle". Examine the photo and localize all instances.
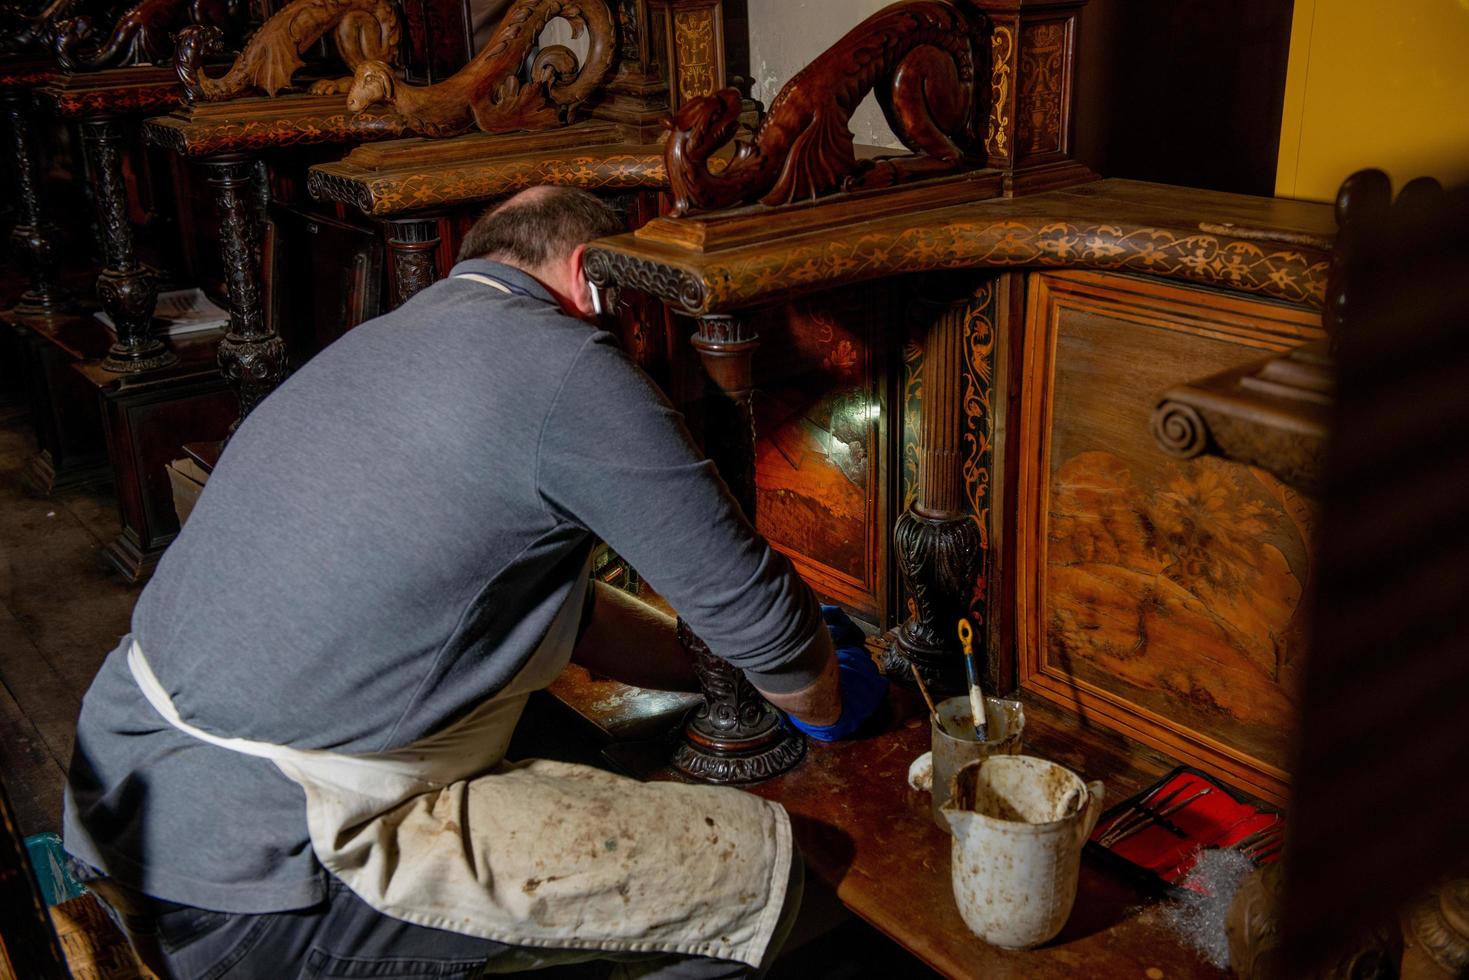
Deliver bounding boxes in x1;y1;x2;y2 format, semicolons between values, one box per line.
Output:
957;619;987;739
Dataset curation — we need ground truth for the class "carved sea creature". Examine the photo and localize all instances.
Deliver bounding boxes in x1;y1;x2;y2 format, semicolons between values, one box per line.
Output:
175;0;400;102
664;0;983;215
53;0;230;72
345;0;616;139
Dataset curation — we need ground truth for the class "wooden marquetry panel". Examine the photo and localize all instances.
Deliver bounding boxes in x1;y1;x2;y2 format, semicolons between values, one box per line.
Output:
1016;269;1323;803
752;285;898;623
1015;16;1072;163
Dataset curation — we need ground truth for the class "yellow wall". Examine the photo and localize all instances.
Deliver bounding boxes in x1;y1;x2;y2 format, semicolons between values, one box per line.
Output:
1277;0;1469;201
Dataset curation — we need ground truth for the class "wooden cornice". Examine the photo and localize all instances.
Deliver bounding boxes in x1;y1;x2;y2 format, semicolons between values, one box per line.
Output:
584;177;1337;316
35;64;178;118
306;120;664;216
140;92;406;157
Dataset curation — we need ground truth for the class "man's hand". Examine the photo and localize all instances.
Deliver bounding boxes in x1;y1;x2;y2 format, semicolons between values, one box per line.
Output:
780;606;888;742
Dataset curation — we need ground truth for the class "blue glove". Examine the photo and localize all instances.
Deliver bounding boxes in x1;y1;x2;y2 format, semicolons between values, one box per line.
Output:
785;605;889;742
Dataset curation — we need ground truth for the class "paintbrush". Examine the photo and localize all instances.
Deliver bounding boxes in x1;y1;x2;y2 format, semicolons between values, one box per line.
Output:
956;619;988;741
909;663;938;718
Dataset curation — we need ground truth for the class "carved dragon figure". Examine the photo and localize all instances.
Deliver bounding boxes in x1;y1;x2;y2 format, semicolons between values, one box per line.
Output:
1;0;89;54
664;0;984;215
53;0;231;72
345;0;616;139
175;0;399;102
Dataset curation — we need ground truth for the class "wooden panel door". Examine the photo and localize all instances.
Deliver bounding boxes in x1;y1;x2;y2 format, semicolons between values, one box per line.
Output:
752;284;899;624
1015;269;1322;803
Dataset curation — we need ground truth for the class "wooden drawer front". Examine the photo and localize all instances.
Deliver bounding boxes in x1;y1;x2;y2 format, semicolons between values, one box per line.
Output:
1017;270;1323;803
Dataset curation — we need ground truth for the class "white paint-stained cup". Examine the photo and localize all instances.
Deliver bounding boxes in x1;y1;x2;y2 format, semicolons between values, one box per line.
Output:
942;755;1104;949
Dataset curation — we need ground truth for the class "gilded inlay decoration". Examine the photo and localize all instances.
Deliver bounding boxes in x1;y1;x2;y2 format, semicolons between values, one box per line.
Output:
588;217;1331;316
672;9;715;102
986;25;1013;161
307;152;665;215
1015;20;1066;158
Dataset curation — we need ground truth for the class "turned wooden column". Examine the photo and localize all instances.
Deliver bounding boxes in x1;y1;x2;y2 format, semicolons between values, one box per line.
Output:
3;87;64;315
671;313;805;783
81;117;176;373
386;218;441;308
890;291;984;695
203;154;285;425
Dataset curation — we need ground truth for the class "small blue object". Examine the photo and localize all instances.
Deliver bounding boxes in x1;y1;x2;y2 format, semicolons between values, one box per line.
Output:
788;607;889;742
24;833;86;906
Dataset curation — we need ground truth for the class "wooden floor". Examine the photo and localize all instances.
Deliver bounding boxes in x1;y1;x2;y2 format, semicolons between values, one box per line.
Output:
0;403;139;837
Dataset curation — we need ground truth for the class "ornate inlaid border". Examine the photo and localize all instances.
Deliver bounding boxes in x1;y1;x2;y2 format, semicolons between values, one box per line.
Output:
143;107;405;156
587;217;1332;316
308;152;665;215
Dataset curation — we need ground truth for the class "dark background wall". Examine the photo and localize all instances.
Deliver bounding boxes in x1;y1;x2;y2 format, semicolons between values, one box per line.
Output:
1074;0;1296;197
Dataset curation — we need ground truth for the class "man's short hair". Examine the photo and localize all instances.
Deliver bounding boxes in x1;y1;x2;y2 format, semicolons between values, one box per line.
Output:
457;187;624;268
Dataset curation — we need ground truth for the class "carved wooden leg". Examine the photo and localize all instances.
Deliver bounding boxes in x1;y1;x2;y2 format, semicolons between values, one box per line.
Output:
203;155;285;427
671;314;806;784
386;219;441;309
888;290;984;696
82;118;176;374
3;88;64;316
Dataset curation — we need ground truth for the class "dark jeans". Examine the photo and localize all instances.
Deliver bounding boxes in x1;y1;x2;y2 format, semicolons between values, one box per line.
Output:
91;855;804;980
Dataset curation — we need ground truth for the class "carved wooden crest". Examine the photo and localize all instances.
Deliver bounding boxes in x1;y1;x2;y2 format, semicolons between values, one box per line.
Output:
53;0;233;72
344;0;617;138
175;0;400;102
663;0;986;215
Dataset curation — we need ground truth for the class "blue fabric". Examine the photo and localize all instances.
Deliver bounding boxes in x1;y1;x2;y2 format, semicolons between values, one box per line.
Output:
786;607;889;742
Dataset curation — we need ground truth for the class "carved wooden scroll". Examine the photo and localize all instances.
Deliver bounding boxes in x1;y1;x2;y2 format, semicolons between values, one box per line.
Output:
664;0;985;215
53;0;233;72
344;0;617;138
175;0;400;102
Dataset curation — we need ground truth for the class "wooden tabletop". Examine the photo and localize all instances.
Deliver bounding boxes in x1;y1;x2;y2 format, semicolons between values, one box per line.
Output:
584;177;1337;316
549;673;1226;978
141;93;408;158
306;121;666;217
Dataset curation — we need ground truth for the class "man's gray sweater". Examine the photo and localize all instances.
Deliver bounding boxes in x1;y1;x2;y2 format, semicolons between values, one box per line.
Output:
63;259;823;913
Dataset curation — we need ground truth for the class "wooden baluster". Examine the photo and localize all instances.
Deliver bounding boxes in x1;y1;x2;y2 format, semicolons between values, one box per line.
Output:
386;218;440;309
4;88;64;316
82;117;176;373
671;313;806;783
205;154;286;426
890;289;984;696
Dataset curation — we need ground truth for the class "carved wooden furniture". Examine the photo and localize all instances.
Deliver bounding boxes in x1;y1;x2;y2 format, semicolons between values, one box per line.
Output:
36;65;184;372
173;0;402;102
142;95;407;423
589;155;1336;801
306;122;665;305
1;58;66;318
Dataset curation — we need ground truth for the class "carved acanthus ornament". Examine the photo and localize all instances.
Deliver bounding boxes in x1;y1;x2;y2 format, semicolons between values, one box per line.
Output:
175;0;400;102
344;0;617;138
54;0;232;73
662;0;985;215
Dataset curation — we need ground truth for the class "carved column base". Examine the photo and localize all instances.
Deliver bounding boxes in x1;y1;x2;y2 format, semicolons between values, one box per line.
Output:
98;267;175;373
217;331;287;428
10;221;66;316
887;506;984;696
671;619;805;785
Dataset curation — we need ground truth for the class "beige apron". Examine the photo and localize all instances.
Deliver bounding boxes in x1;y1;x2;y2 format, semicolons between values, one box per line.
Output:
126;562;793;968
